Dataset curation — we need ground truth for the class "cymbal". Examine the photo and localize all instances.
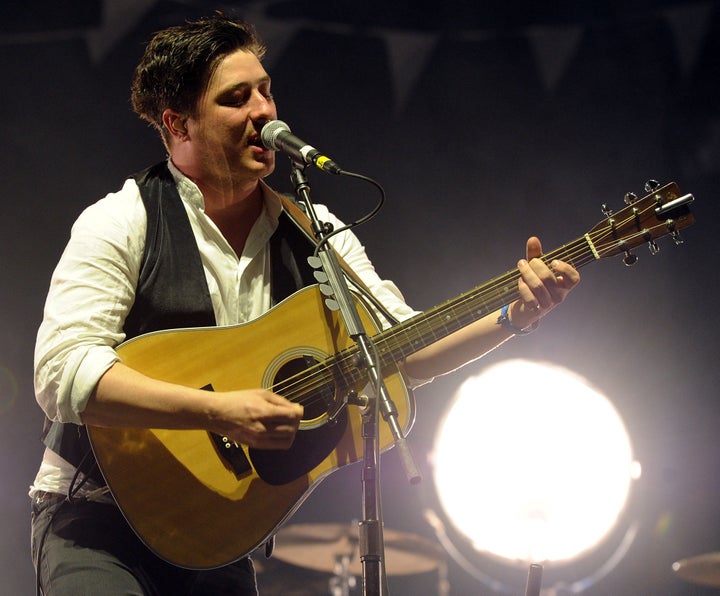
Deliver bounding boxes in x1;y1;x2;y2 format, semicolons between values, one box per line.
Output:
672;552;720;587
272;523;444;576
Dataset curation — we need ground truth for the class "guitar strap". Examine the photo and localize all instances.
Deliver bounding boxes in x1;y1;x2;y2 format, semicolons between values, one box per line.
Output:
264;181;394;322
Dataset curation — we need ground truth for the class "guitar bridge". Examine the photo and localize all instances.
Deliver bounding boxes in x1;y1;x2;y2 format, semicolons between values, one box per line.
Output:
209;432;253;479
201;383;253;479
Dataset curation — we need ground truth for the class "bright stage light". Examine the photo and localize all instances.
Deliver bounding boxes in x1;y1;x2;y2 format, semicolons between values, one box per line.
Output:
432;359;638;565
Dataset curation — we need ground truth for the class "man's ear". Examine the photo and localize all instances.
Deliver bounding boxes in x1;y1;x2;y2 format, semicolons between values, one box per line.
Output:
162;109;188;139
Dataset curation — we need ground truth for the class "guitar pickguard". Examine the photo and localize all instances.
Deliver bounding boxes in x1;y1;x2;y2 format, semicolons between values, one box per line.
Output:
250;411;348;486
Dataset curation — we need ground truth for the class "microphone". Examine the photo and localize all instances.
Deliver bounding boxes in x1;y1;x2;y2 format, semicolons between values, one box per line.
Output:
260;120;342;174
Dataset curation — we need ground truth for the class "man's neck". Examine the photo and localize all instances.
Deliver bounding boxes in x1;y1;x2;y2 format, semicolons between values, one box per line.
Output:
168;152;264;212
204;182;263;219
200;177;262;212
203;182;265;257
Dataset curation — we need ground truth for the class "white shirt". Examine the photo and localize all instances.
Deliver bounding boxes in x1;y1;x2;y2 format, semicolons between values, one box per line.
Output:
31;161;418;497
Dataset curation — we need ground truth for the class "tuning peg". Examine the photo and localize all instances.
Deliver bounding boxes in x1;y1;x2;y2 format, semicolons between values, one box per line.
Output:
644;179;661;193
671;230;684;245
601;204;613;216
648;240;660;255
624;192;638;205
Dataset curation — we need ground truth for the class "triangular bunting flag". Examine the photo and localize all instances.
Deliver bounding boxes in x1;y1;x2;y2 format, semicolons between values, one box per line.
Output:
239;7;302;72
382;29;439;113
526;24;583;94
662;1;715;78
85;0;157;64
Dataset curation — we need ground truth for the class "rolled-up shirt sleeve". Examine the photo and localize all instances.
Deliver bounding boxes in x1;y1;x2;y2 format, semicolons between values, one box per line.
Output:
34;180;146;423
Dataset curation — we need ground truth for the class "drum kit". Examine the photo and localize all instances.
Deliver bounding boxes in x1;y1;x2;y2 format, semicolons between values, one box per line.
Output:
257;522;448;595
260;522;719;593
673;552;720;589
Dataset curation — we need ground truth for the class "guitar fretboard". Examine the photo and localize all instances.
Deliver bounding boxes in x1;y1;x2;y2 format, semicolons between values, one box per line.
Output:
336;235;596;384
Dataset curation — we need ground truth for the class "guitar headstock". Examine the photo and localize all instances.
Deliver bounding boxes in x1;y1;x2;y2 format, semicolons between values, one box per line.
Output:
588;181;695;265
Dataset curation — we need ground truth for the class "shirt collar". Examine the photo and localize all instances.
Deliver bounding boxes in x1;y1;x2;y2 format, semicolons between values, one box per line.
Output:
166;158;283;223
166;158;205;210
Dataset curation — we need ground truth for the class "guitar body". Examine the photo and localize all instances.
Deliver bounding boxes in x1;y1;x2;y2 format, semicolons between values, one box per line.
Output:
87;285;414;569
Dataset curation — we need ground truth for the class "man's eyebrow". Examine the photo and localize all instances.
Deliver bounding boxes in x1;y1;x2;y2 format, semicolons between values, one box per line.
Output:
219;75;272;94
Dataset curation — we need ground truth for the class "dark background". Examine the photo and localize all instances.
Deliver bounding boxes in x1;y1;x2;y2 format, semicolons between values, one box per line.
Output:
1;1;718;593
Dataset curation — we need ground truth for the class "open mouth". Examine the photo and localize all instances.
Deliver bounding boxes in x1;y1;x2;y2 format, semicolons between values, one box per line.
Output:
248;134;266;149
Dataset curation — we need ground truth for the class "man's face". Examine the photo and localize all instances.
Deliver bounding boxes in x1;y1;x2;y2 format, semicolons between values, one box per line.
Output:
183;49;278;188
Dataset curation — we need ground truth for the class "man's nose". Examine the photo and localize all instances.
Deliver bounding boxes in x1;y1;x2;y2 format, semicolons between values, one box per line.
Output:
249;90;275;119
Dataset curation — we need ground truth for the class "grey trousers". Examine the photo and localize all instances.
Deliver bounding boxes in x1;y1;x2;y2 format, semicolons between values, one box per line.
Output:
31;493;258;595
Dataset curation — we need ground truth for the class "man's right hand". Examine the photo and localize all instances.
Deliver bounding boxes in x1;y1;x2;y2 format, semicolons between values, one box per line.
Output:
213;389;304;449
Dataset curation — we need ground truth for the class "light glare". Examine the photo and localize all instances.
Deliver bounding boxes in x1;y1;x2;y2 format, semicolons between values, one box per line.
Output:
432;359;636;564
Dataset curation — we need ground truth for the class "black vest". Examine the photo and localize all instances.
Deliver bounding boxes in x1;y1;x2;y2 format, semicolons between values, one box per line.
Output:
42;162;317;483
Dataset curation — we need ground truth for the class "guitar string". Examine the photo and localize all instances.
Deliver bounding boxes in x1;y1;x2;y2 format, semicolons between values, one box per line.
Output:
270;237;590;404
355;196;679;371
278;236;603;405
278;246;611;410
273;200;663;408
272;199;669;410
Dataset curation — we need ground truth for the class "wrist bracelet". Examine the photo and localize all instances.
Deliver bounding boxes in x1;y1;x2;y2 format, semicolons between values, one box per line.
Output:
497;304;538;336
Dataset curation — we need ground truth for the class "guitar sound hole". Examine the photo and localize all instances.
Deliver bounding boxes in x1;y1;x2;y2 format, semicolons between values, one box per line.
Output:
250;354;347;486
272;355;335;421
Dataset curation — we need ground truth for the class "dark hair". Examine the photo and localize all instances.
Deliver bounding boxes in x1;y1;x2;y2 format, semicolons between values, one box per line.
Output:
131;14;266;142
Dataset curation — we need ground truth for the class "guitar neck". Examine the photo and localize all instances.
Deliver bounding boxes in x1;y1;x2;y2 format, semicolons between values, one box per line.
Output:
332;180;695;387
372;235;596;366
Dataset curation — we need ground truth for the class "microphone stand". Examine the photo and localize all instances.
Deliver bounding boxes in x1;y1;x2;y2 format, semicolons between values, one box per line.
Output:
289;162;421;595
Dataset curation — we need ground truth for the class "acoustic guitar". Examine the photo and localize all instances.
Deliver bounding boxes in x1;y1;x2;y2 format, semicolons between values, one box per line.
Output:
88;181;694;569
